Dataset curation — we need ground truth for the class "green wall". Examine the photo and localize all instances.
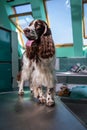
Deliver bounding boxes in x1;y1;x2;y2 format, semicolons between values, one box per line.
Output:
0;3;12;30
70;0;83;57
4;4;16;31
31;0;46;21
56;47;74;57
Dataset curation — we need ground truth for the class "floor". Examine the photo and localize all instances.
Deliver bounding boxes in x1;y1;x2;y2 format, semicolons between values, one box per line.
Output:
0;90;87;130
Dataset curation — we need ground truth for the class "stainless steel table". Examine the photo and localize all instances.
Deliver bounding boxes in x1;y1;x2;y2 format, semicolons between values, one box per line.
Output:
0;91;86;130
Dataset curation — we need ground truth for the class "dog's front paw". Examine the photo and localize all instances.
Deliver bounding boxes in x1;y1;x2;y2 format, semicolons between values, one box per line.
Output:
38;96;46;104
46;98;55;107
18;90;24;96
46;100;55;107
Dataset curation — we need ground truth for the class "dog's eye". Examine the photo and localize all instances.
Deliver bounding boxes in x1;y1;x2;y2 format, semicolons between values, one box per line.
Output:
36;24;41;29
26;30;30;32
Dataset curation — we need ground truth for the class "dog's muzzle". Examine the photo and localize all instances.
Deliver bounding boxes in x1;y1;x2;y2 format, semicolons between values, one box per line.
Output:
29;29;38;40
24;28;38;40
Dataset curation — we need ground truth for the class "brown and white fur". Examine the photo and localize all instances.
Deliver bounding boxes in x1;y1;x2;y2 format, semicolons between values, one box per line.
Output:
17;19;56;106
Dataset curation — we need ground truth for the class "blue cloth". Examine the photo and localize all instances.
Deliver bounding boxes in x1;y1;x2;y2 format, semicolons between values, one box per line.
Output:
70;86;87;99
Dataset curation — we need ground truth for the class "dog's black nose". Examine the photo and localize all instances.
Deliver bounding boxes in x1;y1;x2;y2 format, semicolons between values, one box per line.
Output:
23;28;30;34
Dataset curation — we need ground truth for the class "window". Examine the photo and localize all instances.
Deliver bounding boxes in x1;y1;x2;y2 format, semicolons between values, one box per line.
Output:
13;4;34;30
15;4;32;14
46;0;73;45
9;3;34;48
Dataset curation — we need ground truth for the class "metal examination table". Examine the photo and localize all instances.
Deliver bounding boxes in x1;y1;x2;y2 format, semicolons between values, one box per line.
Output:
0;91;87;130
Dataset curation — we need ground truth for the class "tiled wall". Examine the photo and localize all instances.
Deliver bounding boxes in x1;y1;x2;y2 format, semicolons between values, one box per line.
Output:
58;57;87;71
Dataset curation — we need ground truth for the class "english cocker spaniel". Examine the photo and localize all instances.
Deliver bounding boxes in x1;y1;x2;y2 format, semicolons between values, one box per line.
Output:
17;19;56;107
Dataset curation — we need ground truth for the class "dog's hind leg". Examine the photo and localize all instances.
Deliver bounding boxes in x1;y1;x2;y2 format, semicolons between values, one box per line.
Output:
18;80;24;96
17;72;24;96
29;78;34;94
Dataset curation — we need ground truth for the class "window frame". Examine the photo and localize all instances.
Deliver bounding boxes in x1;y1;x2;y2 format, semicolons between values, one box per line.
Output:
83;0;87;39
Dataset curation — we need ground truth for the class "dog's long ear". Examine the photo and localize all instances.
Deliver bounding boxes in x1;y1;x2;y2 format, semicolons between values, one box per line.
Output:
38;35;55;59
43;22;51;36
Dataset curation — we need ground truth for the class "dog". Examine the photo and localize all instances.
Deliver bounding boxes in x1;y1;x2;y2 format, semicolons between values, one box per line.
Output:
17;19;56;106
